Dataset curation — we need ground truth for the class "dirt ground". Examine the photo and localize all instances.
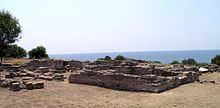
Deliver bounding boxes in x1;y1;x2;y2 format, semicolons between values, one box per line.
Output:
0;72;220;108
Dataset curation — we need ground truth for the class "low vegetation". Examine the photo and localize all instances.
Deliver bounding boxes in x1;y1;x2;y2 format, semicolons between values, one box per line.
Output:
97;56;112;61
182;58;197;65
170;60;180;64
115;55;125;60
211;55;220;66
170;58;198;65
153;61;161;63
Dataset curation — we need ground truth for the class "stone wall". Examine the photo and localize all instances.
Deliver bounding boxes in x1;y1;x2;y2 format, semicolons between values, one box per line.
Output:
69;69;199;93
63;60;83;69
26;59;64;70
24;59;83;70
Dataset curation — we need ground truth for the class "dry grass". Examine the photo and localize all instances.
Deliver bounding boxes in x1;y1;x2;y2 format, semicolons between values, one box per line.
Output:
2;58;32;64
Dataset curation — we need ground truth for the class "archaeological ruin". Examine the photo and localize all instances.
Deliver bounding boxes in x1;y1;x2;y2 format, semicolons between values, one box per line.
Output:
0;59;220;92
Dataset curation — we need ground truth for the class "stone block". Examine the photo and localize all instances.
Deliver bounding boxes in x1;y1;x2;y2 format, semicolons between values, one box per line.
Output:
53;73;64;81
26;82;34;90
33;82;44;89
10;82;21;91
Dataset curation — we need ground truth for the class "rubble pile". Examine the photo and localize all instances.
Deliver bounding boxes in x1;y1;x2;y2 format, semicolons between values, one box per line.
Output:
0;59;82;91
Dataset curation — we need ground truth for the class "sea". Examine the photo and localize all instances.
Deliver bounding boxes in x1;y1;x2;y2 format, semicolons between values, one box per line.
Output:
50;50;220;64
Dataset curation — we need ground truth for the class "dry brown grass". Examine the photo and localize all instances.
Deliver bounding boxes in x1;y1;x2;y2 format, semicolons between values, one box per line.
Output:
2;58;32;64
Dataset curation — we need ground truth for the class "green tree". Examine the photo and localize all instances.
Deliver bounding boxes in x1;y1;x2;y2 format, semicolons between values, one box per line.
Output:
211;55;220;66
170;60;180;64
4;44;27;58
97;56;112;61
104;56;112;60
182;58;197;65
115;55;125;60
0;10;22;62
28;46;48;59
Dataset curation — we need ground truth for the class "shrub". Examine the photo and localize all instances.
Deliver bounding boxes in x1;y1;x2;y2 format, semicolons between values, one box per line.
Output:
182;58;197;65
115;55;125;60
4;44;27;58
154;61;161;63
97;56;112;61
104;56;112;60
211;55;220;66
97;58;104;61
197;63;209;67
28;46;48;59
170;60;180;64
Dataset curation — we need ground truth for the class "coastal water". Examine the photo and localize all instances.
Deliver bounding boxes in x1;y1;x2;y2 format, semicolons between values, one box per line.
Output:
50;50;220;64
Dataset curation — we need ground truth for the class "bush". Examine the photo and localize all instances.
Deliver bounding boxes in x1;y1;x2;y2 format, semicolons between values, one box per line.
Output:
211;55;220;66
4;44;27;58
153;61;161;63
28;46;48;59
170;60;180;64
182;58;197;65
197;63;209;67
104;56;112;60
115;55;125;60
97;58;104;61
97;56;112;61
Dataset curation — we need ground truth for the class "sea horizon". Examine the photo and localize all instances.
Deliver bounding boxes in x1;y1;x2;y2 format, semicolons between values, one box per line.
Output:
49;49;220;64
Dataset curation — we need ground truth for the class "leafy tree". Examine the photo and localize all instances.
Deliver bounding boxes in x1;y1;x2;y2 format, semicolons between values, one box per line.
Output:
170;60;180;64
115;55;125;60
0;10;22;62
182;58;197;65
4;44;27;58
211;55;220;66
28;46;48;59
104;56;112;60
97;56;112;61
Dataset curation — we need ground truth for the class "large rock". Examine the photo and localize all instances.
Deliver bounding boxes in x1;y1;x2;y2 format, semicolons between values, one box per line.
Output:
53;73;64;81
33;81;44;89
0;78;8;88
9;82;21;91
26;82;34;90
38;75;53;81
199;67;209;73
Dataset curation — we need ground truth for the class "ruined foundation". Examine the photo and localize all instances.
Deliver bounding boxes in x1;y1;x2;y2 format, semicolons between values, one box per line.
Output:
1;59;219;92
69;60;201;93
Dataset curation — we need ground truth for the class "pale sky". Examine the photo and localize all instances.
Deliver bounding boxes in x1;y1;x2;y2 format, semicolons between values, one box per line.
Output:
0;0;219;54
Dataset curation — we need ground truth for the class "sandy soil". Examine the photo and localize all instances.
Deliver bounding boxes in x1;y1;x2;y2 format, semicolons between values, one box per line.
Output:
0;72;220;108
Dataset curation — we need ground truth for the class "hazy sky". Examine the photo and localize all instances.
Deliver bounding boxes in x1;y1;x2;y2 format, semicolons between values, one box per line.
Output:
0;0;219;54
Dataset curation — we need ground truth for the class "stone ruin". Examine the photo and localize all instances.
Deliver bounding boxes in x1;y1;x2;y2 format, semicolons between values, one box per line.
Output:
69;60;220;93
0;59;82;91
1;59;220;93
